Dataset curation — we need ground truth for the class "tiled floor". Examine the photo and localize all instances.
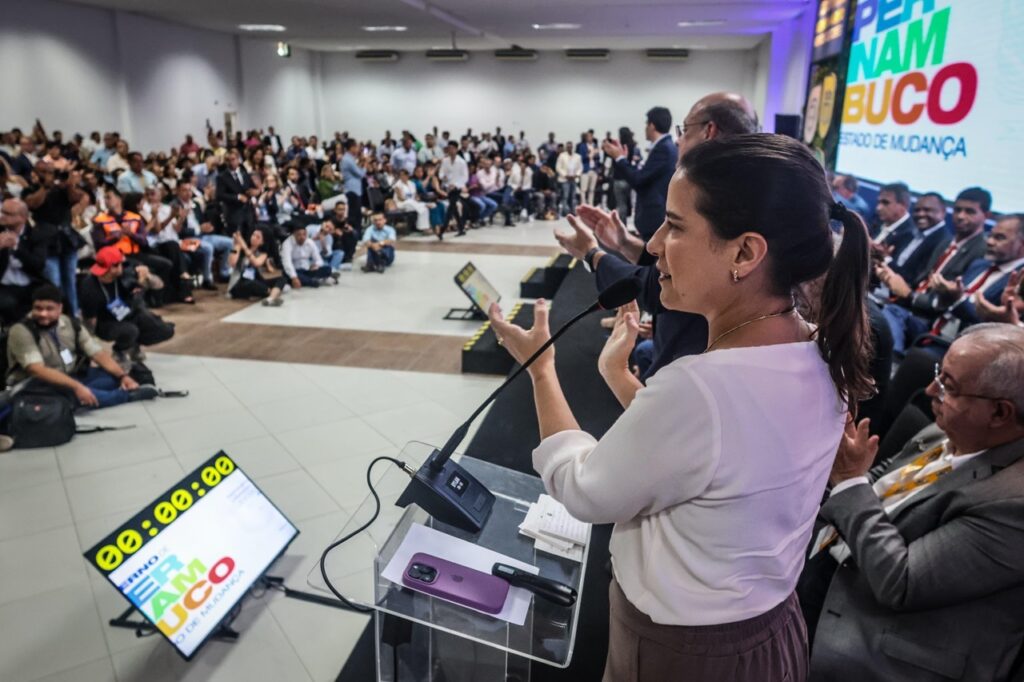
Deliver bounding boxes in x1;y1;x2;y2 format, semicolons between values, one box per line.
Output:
0;353;502;682
0;217;572;682
222;250;546;337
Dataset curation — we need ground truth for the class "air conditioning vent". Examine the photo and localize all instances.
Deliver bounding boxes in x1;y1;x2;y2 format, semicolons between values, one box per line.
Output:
426;49;470;61
565;48;610;61
645;48;690;62
494;48;538;61
355;50;400;62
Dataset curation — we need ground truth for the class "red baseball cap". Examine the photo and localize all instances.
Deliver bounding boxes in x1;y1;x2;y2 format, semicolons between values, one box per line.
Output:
90;246;125;276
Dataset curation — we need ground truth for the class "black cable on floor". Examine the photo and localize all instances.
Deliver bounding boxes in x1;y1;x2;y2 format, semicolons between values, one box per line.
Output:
319;455;412;614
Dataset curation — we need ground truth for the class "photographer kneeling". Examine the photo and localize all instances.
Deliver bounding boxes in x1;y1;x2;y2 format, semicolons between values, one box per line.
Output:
6;284;157;409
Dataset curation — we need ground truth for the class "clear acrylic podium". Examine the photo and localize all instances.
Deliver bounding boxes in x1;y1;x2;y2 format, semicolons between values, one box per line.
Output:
306;442;590;682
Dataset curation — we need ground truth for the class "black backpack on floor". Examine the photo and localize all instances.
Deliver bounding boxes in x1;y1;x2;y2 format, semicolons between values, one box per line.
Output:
10;391;75;448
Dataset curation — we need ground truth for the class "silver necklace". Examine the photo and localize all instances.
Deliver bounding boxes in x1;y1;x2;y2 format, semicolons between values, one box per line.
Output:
704;306;797;353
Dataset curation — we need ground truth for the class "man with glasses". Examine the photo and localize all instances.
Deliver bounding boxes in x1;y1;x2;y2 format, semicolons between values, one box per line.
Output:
802;323;1024;681
558;92;759;379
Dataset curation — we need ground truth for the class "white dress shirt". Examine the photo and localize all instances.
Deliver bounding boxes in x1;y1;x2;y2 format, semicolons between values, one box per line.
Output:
895;222;946;267
1;232;30;286
392;147;418;175
874;212;910;244
533;341;845;625
440;156;469;190
556;152;583;182
281;236;323;278
476;167;500;194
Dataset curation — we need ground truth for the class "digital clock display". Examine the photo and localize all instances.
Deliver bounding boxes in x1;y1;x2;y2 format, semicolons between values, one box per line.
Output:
84;451;299;659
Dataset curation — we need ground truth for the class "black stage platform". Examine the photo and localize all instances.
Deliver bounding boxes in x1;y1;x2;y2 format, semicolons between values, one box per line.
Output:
337;265;624;681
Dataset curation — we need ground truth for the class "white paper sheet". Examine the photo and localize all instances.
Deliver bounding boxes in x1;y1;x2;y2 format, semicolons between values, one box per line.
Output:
381;523;539;626
536;494;589;546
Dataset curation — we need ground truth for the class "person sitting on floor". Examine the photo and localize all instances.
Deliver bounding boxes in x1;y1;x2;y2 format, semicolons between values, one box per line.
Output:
227;230;285;307
7;284;157;409
360;211;396;273
281;223;335;289
78;246;175;366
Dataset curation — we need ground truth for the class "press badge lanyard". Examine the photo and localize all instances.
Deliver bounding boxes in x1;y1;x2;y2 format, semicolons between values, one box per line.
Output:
47;327;75;368
99;280;132;321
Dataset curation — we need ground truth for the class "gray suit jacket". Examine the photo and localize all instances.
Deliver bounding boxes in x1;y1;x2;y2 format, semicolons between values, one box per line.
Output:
810;426;1024;681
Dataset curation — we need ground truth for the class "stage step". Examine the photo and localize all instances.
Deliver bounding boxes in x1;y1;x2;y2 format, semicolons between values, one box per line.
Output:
519;253;577;299
461;303;534;375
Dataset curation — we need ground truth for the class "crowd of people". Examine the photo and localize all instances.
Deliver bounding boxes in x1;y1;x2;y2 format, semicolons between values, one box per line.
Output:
0;115;676;423
3;90;1024;681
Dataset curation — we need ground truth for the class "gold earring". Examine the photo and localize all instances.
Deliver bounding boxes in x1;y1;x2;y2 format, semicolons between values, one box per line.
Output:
731;270;740;283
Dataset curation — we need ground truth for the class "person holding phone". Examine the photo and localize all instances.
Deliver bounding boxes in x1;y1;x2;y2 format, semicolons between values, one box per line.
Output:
489;134;873;681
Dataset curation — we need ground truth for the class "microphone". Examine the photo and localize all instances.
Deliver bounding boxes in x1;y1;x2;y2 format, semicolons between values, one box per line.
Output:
396;276;640;533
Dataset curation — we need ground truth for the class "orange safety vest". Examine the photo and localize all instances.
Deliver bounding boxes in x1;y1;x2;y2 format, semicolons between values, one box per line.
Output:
93;211;143;255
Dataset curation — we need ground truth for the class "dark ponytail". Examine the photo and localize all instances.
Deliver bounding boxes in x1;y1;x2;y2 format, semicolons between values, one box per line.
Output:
680;134;874;406
818;204;874;405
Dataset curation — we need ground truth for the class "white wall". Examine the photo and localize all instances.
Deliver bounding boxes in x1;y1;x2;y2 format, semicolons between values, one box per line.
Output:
1;0;819;149
757;6;817;132
319;50;761;144
116;12;241;152
238;38;322;139
0;0;320;152
0;0;122;138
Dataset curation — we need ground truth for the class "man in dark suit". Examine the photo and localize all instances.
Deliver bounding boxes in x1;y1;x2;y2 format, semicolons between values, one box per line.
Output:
805;323;1024;682
601;106;677;241
887;192;951;289
892;214;1024;354
263;126;283;158
0;198;51;324
215;149;256;237
871;182;915;255
878;187;994;355
559;93;758;378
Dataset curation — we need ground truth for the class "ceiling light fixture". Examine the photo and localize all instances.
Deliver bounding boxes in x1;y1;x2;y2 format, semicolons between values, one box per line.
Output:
532;23;581;30
677;20;725;27
362;25;408;32
239;24;286;32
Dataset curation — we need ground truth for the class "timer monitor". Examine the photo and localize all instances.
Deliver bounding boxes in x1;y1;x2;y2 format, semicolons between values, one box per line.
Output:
83;452;298;659
454;261;501;315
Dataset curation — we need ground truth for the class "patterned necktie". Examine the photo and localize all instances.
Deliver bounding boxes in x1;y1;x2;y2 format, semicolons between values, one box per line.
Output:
878;444;952;500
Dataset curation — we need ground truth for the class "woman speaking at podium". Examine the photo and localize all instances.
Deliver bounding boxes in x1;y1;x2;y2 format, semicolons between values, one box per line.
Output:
488;134;872;682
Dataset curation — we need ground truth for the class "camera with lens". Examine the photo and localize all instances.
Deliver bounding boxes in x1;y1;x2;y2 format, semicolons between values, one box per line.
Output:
406;562;437;583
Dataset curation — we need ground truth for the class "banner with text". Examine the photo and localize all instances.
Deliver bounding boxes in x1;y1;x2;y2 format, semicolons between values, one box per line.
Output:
836;0;1023;211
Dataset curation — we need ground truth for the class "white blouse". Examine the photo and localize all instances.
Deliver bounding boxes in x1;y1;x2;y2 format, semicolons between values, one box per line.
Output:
533;341;846;626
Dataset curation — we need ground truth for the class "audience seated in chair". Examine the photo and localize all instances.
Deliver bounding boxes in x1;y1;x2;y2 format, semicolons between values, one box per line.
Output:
0;198;50;325
876;187;991;357
800;323;1024;682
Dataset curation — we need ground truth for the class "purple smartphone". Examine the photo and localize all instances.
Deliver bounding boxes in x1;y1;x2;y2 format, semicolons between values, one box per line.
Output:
402;552;510;614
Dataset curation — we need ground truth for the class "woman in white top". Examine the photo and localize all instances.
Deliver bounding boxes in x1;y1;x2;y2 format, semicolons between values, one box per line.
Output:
393;168;432;232
488;134;873;682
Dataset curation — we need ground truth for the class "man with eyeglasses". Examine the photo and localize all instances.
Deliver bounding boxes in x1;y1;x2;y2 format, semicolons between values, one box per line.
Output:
800;323;1024;681
558;92;759;379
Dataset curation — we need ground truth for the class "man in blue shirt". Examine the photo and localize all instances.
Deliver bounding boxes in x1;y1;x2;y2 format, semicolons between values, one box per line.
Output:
115;153;158;194
341;140;367;230
90;133;117;170
360;211;397;273
832;174;872;223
